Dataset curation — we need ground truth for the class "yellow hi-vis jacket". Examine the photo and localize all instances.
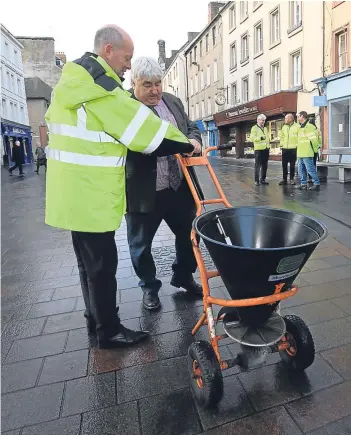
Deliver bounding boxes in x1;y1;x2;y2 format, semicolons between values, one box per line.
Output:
249;124;270;150
280;122;299;149
297;122;319;158
45;53;193;232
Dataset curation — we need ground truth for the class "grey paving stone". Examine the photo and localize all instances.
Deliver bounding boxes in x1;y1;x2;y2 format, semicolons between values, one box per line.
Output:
2;317;46;340
43;311;85;334
27;298;76;318
139;388;201;435
81;402;140;435
38;349;89;385
118;277;140;290
301;265;351;286
65;328;91;352
1;382;64;432
117;356;188;403
323;255;351;267
62;373;116;416
281;300;347;326
52;285;82;300
43;266;74;279
21;415;81;435
203;406;302;435
286;381;351;433
119;286;143;303
75;296;85;311
309;318;351;352
152;329;196;360
307;415;351;434
5;332;67;363
322;343;351;380
25;275;80;292
139;309;187;336
331;295;351;315
2;430;21;435
1;358;43;393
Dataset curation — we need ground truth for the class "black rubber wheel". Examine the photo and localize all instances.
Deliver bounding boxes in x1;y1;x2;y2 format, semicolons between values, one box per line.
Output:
187;340;224;408
280;315;315;371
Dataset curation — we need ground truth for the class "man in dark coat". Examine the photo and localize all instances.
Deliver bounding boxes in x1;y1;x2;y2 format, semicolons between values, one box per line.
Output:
9;141;25;176
126;57;203;310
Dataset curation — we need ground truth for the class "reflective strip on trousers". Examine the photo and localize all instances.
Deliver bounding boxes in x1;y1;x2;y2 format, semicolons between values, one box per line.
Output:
46;147;126;167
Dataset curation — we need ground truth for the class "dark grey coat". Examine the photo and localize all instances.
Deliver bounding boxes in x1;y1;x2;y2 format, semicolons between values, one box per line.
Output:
126;92;202;213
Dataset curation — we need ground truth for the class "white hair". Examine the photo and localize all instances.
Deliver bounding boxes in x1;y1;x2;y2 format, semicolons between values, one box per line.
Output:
257;113;266;122
94;27;124;53
131;57;163;82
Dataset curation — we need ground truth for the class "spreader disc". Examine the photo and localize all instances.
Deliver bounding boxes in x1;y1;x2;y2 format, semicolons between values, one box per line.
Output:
223;312;286;347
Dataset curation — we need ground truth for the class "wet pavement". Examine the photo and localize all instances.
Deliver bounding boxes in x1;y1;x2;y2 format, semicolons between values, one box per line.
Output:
2;161;351;435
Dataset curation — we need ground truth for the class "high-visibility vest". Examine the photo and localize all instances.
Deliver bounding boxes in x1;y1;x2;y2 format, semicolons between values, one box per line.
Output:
280;123;299;149
45;53;189;232
297;122;319;158
249;125;270;150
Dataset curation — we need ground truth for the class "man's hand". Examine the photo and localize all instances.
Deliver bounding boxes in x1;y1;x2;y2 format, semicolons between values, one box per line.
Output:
184;139;202;156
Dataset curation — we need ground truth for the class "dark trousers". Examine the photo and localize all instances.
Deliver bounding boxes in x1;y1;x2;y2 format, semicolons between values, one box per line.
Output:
71;231;119;339
35;159;47;174
9;162;23;174
126;185;197;294
254;148;269;182
282;148;297;181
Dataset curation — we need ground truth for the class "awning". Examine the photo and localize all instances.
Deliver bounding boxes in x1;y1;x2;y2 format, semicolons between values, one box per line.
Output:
1;122;31;138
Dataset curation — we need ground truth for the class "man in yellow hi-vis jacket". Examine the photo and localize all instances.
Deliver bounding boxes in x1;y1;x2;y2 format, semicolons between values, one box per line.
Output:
250;113;270;186
45;25;198;349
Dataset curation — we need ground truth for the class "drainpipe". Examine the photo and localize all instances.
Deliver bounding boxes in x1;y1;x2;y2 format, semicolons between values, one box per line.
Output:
184;54;190;115
321;1;326;153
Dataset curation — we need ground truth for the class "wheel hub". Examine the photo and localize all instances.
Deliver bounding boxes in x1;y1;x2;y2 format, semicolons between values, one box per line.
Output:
192;360;204;388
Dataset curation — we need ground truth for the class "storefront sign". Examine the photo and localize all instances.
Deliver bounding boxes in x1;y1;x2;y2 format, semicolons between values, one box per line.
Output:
225;105;258;119
313;96;327;107
1;122;31;137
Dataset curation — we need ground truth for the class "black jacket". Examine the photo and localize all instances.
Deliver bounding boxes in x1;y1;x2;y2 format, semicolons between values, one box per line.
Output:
11;146;22;163
126;92;202;213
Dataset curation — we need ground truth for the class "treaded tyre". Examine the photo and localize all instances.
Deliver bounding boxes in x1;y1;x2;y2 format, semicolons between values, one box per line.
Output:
188;340;223;407
280;315;315;371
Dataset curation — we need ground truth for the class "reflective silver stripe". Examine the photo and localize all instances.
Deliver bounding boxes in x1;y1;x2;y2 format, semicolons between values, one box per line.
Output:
142;120;169;154
119;105;151;146
46;147;126;167
48;107;119;144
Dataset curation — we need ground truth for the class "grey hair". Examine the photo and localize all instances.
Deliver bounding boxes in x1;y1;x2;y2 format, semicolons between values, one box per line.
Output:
257;113;266;122
94;27;124;53
131;57;163;82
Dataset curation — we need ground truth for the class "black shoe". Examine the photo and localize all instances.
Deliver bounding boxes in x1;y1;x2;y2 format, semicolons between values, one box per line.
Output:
295;185;307;190
86;307;120;337
9;170;12;176
170;275;203;295
255;181;260;186
97;324;149;349
290;179;296;185
279;180;287;186
260;180;269;185
309;185;320;191
143;292;160;310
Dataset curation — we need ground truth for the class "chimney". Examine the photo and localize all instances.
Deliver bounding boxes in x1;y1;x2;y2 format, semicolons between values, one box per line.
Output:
157;40;166;71
187;32;199;43
208;2;226;23
55;51;67;64
171;50;178;57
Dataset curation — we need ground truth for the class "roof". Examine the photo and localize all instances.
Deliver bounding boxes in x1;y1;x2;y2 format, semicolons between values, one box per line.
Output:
24;77;53;102
312;68;351;85
1;23;24;49
16;36;55;41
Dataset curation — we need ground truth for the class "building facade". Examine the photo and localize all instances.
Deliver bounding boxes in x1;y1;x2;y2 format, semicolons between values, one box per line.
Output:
185;2;227;149
1;24;32;166
17;37;65;88
216;0;324;158
313;1;351;162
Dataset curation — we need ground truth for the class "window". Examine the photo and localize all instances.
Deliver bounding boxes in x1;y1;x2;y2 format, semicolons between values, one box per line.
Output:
17;78;21;95
253;1;262;9
4;41;9;57
240;1;248;21
254;21;263;54
212;26;216;46
207;97;212;115
13;49;18;65
195;103;199;119
270;8;280;45
230;42;237;70
191;105;194;120
230;82;237;105
229;4;236;30
195;74;199;93
206;65;211;86
173;67;176;79
10;102;14;119
201;100;205;117
213;60;218;82
200;40;203;57
205;34;209;52
337;30;348;72
194;46;197;63
11;74;15;92
291;50;302;86
271;60;280;92
200;70;204;89
2;98;7;118
330;98;350;148
189;51;193;65
242;77;249;103
241;33;249;62
6;71;10;90
14;103;18;121
289;1;302;30
255;69;263;97
190;78;194;96
20;106;24;123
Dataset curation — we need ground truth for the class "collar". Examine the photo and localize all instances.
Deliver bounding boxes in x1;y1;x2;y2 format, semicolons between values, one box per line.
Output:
88;53;124;86
300;120;308;128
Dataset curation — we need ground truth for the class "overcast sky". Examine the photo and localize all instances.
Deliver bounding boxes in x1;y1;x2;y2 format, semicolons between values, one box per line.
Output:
2;0;213;86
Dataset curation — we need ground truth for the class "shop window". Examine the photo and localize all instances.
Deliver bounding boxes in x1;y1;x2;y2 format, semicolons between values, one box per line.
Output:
330;98;350;148
254;21;263;55
229;4;236;30
230;42;237;70
270;7;280;46
268;119;284;153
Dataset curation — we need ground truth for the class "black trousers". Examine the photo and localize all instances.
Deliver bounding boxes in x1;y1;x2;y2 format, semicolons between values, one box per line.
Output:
282;148;297;181
36;159;47;174
71;231;119;339
126;185;197;293
254;148;269;182
9;162;23;174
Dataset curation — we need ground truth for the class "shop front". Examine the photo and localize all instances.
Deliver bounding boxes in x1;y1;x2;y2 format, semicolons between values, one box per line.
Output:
213;91;298;160
1;121;33;167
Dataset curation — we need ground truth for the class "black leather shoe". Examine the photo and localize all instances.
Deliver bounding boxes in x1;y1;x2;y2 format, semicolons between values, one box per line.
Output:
255;181;260;186
97;324;149;348
279;180;287;186
170;275;203;295
260;180;269;185
309;184;320;191
143;292;160;310
86;307;120;337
